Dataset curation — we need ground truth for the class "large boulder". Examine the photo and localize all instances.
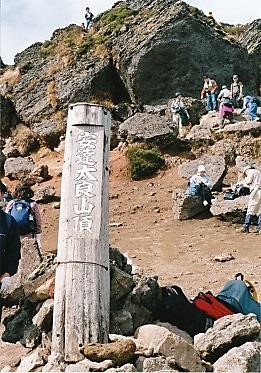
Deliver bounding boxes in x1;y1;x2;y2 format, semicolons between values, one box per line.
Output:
172;189;206;220
32;119;65;150
210;195;248;223
178;155;226;191
118;113;177;146
194;313;260;363
4;156;35;179
213;341;261;373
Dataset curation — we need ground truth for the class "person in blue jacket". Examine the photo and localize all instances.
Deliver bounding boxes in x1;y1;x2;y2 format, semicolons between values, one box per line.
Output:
242;95;260;122
0;181;21;320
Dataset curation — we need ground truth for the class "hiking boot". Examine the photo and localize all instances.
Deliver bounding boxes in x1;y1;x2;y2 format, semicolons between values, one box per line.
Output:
236;227;249;233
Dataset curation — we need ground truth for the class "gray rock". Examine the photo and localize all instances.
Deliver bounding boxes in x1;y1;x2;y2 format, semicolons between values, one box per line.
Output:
172;189;206;220
178;155;226;191
106;363;137;372
118;113;177;146
156;322;193;345
4;156;35;180
235;155;261;172
142;356;177;372
216;121;261;137
210;195;248;223
32;119;64;150
34;186;56;203
194;313;261;363
110;265;134;303
135;324;205;372
213;341;261;373
2;138;19;158
20;323;41;348
16;348;46;372
42;353;68;372
110;310;134;336
33;299;54;332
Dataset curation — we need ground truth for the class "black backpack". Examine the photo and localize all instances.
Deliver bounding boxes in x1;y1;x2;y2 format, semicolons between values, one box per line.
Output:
155;285;213;337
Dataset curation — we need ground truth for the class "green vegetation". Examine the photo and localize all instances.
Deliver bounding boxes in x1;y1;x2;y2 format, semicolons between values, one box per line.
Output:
39;40;53;57
76;34;94;56
100;4;136;33
127;146;165;180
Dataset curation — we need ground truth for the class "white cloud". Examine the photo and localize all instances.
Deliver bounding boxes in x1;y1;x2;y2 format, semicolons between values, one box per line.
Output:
1;0;260;64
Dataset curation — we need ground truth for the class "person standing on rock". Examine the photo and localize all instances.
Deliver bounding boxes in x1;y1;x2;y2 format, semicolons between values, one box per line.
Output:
218;85;234;128
187;165;213;206
201;76;218;112
0;181;21;319
241;95;260;122
84;7;94;31
238;166;261;234
5;183;42;255
230;75;243;108
170;92;190;138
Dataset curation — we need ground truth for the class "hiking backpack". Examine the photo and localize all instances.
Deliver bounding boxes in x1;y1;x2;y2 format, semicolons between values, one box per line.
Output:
9;200;36;235
193;291;236;320
155;285;213;337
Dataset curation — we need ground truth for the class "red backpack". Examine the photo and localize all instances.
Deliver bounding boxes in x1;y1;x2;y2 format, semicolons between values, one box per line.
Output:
193;291;236;320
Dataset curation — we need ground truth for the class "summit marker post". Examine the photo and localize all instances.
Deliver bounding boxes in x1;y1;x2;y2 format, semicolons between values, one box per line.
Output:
52;103;111;362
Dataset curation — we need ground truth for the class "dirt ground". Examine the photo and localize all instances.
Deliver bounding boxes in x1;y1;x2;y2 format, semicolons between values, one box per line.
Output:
0;149;260;369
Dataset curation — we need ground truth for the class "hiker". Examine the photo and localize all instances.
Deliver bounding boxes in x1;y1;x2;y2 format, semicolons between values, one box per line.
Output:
84;7;94;31
238;166;261;234
201;76;218;112
5;183;42;251
170;92;190;138
187;165;213;206
218;86;234;128
0;181;21;319
230;75;243;107
242;95;260;122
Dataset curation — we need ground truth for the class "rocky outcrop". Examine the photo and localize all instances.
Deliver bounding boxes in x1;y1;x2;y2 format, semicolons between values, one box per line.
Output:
4;156;35;180
0;95;19;136
178;155;226;190
172;189;207;220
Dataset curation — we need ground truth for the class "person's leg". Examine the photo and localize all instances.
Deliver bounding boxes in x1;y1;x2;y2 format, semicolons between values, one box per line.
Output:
242;214;253;232
211;93;217;111
206;94;212;111
178;115;183;137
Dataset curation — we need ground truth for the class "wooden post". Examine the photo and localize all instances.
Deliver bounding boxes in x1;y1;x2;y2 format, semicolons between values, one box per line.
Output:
51;103;111;362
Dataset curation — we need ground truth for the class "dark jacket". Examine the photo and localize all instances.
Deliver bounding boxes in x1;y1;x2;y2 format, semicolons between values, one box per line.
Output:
0;210;21;277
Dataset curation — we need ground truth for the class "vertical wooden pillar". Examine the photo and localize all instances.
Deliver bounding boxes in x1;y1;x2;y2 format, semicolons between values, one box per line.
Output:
51;103;111;362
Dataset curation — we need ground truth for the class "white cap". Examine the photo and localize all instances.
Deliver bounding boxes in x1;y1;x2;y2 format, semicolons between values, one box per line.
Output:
242;165;253;175
198;165;206;173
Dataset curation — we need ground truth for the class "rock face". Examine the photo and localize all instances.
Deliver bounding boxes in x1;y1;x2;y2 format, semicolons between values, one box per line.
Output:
213;341;261;373
172;189;207;220
118;113;177;146
178;155;226;190
194;313;261;363
210;196;248;223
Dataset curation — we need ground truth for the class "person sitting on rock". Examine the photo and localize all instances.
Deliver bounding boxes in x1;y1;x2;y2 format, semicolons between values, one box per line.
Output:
84;7;94;31
187;165;213;206
201;76;218;112
218;86;234;128
230;75;243;108
170;92;190;138
0;181;21;319
241;95;260;122
238;166;261;234
5;183;42;255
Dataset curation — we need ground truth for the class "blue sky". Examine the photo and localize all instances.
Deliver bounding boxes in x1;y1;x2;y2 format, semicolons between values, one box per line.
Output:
1;0;260;64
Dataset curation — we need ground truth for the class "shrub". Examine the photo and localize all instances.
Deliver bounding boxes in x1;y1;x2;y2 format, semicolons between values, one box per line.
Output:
127;146;165;180
100;4;135;33
76;34;94;56
223;25;245;40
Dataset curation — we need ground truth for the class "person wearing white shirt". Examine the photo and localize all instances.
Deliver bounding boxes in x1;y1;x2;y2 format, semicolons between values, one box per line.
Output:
188;165;213;206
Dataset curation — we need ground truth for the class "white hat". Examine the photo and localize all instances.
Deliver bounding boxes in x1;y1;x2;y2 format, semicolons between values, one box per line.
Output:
242;165;253;175
198;165;206;173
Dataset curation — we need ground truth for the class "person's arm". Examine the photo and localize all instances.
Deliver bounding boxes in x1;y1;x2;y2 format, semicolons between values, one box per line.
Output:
245;172;254;186
204;176;212;189
218;90;223;100
2;217;21;277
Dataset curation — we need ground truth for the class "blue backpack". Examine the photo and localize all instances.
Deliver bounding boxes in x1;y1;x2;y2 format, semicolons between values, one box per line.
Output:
9;200;36;235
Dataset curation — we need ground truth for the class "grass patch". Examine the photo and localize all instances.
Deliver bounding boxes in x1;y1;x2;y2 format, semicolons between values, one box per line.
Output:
127;146;165;180
223;25;245;39
76;34;95;56
100;4;136;33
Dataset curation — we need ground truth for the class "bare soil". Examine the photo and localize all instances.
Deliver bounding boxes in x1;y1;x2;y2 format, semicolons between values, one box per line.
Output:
1;149;260;369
